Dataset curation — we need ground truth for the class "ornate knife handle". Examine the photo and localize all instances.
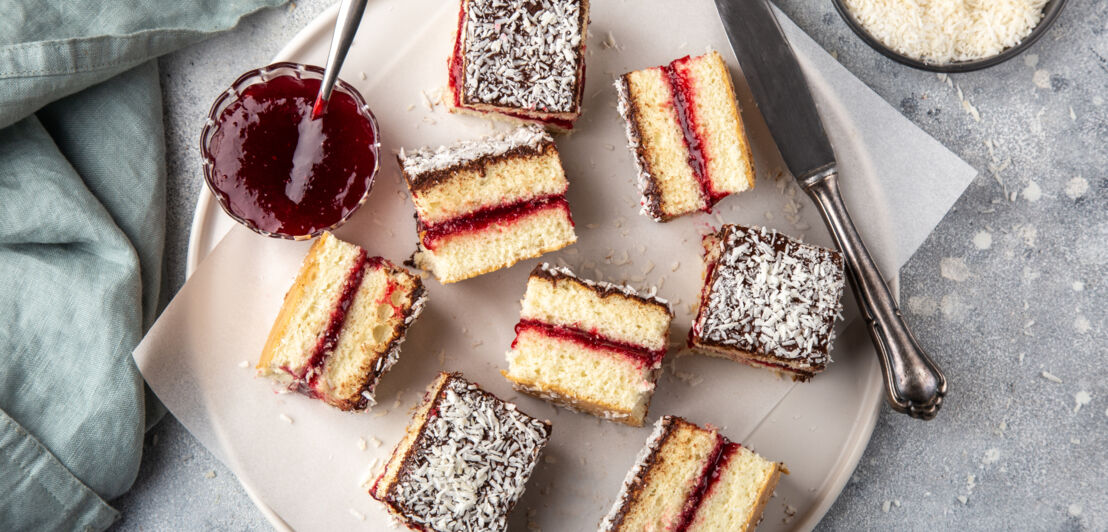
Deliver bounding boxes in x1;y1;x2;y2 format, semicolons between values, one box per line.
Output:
803;168;947;419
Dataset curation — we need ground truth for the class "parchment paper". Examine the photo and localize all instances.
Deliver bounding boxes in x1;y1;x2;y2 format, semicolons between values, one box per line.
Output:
134;1;977;530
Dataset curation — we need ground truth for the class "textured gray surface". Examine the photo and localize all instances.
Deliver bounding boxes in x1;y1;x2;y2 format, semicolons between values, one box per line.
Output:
112;0;1108;530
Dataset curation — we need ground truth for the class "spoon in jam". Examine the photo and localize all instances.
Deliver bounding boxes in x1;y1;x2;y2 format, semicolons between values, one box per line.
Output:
311;0;370;119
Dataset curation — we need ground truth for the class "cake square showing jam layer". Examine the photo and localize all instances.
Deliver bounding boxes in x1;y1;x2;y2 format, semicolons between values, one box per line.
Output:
615;50;755;221
689;224;844;380
502;264;673;426
398;125;577;283
448;0;589;130
600;416;785;532
370;372;551;532
256;232;427;410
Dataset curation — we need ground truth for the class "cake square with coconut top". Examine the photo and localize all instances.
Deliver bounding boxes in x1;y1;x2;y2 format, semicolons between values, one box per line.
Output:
398;124;577;283
256;232;427;410
370;372;551;532
448;0;590;130
600;415;785;532
689;224;844;380
502;263;673;426
615;50;756;221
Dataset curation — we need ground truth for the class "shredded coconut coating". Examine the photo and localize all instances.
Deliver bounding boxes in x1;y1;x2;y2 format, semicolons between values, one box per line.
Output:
461;0;583;113
399;124;551;180
699;225;844;365
537;262;670;307
598;416;674;531
389;376;551;532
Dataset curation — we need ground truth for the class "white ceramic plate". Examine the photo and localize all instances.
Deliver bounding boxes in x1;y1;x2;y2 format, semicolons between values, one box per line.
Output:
186;1;885;530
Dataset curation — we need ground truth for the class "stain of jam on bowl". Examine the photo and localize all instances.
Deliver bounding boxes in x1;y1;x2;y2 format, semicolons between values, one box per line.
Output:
207;74;377;238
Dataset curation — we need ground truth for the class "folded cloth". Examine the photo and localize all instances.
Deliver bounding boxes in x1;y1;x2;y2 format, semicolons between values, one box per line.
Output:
0;1;282;529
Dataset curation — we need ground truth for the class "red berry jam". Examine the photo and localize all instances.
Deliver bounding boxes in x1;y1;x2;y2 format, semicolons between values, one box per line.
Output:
206;72;378;237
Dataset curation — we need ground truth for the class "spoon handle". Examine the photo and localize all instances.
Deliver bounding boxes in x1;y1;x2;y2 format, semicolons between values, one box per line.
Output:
313;0;370;118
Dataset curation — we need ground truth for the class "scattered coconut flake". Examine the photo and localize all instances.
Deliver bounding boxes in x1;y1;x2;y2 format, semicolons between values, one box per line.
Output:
1032;69;1050;89
357;438;367;451
982;448;1000;464
973;231;992;250
957;495;968;505
279;413;294;424
238;360;250;368
204;470;216;479
370;436;382;448
882;500;891;512
359;71;367;81
1022;180;1042;202
1075;315;1091;334
1064;176;1088;199
1041;371;1063;383
940;257;970;282
1073;391;1091;413
1068;504;1082;517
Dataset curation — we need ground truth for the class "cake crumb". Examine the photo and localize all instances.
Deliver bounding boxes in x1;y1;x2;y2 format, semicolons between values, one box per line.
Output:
671;261;681;272
373;408;390;417
357;438;367;451
894;499;901;507
982;448;1000;465
237;360;249;368
279;413;294;424
1073;391;1091;413
204;470;216;479
1068;504;1082;517
1072;281;1084;292
370;436;383;448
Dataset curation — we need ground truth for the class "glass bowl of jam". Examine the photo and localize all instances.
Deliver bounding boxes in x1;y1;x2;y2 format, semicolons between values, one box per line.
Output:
200;62;380;240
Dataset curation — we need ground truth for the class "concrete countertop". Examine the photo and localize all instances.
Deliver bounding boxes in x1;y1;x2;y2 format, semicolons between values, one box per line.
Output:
111;0;1107;530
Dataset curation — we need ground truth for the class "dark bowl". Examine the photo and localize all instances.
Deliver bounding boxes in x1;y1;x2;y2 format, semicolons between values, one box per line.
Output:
831;0;1068;72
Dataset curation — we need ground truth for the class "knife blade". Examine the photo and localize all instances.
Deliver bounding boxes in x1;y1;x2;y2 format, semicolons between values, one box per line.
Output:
714;0;836;184
713;0;947;419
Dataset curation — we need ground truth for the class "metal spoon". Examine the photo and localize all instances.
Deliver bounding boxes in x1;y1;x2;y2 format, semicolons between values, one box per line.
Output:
310;0;370;119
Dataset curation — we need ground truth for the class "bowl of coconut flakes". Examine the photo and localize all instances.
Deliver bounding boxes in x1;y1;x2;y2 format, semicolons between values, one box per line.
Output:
832;0;1068;72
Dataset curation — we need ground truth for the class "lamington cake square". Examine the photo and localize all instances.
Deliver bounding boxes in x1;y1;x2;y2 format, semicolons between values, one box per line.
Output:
448;0;589;130
689;224;845;380
502;264;673;426
615;50;755;221
257;232;427;410
370;372;551;532
399;125;577;283
600;416;785;532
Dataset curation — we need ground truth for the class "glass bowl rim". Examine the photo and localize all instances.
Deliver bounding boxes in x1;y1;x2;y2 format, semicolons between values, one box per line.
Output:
199;61;381;240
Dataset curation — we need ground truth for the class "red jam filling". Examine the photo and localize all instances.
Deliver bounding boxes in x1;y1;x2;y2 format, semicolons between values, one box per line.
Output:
513;319;666;368
418;195;572;250
662;57;724;209
673;437;739;531
207;74;377;237
292;250;370;394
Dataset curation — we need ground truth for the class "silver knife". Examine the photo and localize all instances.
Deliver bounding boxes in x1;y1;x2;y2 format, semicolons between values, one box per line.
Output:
714;0;947;419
